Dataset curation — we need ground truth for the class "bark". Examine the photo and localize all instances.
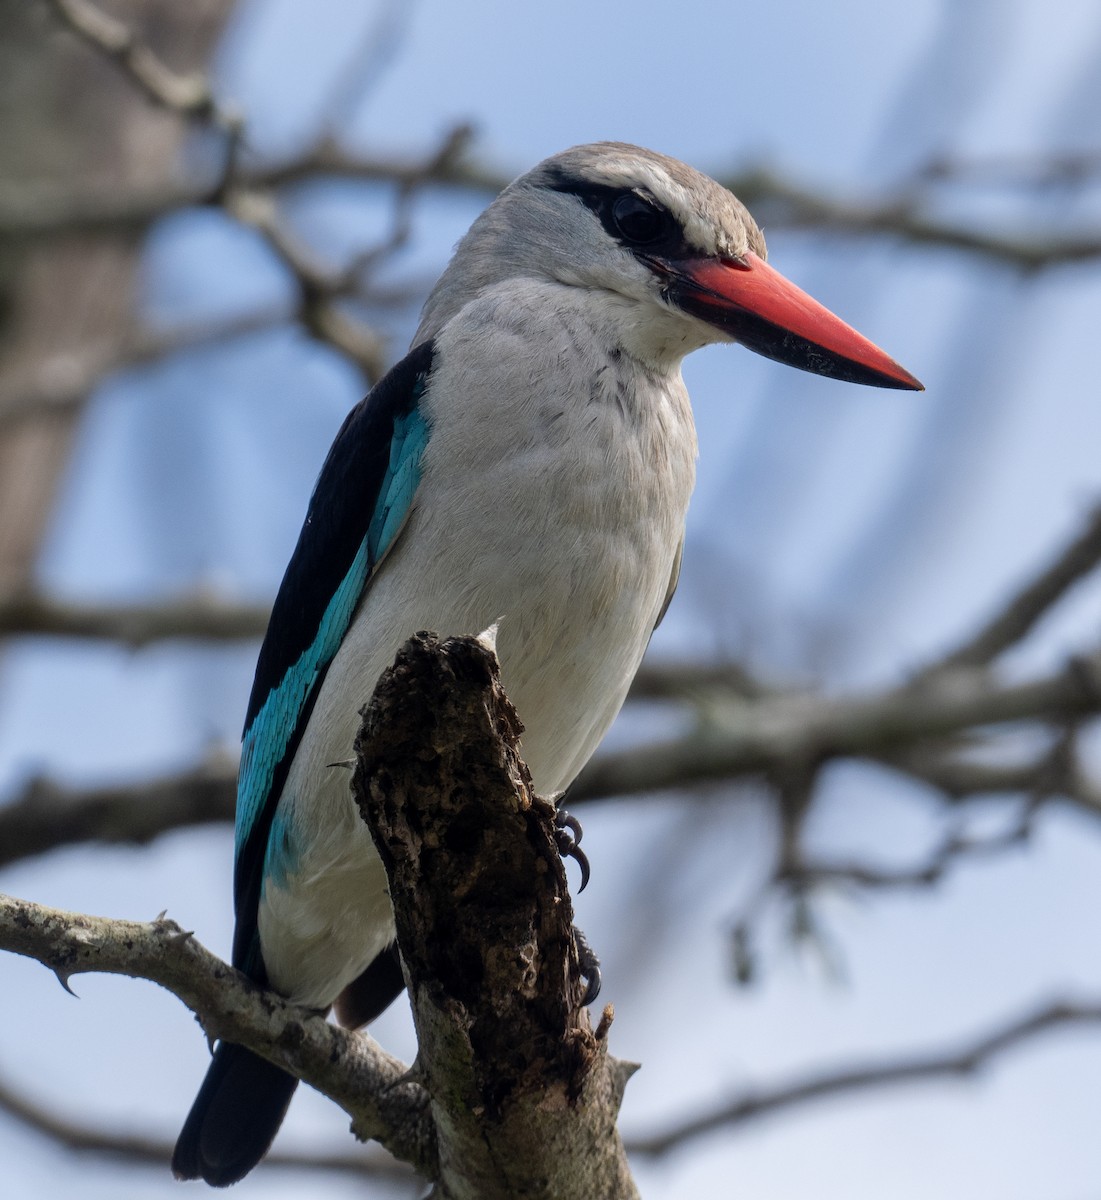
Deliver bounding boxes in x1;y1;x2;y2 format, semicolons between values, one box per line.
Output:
354;629;639;1200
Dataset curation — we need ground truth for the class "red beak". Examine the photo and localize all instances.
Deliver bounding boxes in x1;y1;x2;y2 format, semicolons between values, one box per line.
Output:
658;251;923;391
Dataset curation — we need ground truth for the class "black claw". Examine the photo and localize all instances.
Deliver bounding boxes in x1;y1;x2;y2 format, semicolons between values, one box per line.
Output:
564;839;591;892
554;806;591;892
581;964;602;1007
572;925;602;1006
557;810;584;842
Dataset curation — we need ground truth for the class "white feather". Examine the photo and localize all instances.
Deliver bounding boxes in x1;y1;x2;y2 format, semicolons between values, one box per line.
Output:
256;144;767;1008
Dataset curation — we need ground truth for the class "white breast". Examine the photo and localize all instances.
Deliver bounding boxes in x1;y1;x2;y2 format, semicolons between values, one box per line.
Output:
259;278;697;1006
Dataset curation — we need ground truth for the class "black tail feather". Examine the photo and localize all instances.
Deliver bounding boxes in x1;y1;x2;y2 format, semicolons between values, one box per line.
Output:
333;943;405;1028
172;1042;298;1186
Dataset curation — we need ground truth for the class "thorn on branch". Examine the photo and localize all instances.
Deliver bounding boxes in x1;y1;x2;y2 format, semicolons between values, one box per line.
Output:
0;894;434;1172
53;969;78;997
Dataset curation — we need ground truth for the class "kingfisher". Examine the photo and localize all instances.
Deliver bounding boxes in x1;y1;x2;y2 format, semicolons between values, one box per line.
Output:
172;142;921;1185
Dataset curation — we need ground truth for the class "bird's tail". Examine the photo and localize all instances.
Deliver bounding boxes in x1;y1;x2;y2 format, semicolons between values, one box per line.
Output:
172;1041;298;1186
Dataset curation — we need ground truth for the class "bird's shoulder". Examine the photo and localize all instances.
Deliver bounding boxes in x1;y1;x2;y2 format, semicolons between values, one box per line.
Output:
243;337;436;734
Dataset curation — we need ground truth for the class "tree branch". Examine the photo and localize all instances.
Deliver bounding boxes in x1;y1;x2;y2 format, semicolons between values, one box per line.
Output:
221;188;390;382
352;629;639;1200
572;651;1101;802
19;0;1101;286
1;631;640;1194
0;1068;413;1183
42;0;235;128
921;503;1101;677
727;164;1101;269
6;652;1101;870
0;588;270;644
32;0;395;385
13;1;1101;420
8;117;1101;273
783;814;1033;894
628;997;1101;1155
917;148;1101;189
0;755;236;870
0;307;291;429
886;736;1101;824
0;894;436;1172
627;658;770;701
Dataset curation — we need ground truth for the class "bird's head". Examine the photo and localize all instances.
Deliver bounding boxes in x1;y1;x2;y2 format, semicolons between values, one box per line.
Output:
416;142;922;389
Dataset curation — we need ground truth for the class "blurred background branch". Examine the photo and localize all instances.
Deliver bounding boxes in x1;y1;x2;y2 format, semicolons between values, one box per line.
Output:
627;996;1101;1155
4;0;1101;1197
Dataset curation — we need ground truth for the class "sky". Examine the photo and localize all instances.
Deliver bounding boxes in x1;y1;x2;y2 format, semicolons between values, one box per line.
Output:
3;0;1101;1197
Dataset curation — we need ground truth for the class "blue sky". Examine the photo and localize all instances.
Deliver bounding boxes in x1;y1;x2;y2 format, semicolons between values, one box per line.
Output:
3;0;1101;1196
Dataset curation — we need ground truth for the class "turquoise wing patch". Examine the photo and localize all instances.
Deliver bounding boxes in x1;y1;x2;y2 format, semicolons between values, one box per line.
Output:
229;340;434;975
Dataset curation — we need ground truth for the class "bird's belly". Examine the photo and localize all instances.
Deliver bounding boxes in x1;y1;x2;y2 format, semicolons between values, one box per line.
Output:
257;523;670;1006
258;371;694;1008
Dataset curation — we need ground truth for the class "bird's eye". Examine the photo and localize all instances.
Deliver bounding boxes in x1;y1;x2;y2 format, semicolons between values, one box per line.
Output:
611;193;667;244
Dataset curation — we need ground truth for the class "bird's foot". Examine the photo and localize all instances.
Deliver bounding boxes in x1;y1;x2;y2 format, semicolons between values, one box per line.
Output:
549;797;599;1002
572;924;602;1006
553;803;591;892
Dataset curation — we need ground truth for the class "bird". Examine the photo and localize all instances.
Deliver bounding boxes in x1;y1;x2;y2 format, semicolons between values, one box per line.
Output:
172;142;922;1186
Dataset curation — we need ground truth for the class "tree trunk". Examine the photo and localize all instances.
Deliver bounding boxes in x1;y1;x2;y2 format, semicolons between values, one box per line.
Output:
0;0;234;590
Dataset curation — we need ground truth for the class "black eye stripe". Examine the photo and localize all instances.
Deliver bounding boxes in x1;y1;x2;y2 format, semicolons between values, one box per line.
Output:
542;169;694;259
